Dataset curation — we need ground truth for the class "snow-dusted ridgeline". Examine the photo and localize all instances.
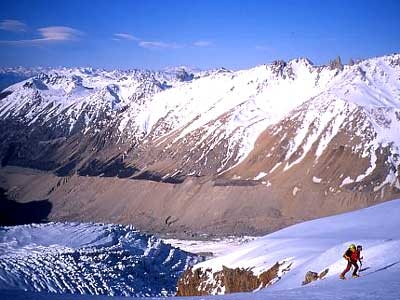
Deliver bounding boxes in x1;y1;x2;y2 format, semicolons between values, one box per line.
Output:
1;55;399;181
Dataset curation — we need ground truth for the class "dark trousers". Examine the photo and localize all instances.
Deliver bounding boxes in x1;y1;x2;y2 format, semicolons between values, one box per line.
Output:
341;260;359;276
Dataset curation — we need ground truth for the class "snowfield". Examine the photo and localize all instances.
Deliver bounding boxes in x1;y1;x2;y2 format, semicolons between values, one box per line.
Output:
191;198;400;294
1;199;400;299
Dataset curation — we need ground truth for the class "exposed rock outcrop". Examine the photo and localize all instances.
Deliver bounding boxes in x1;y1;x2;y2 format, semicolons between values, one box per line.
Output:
176;263;281;296
302;268;329;285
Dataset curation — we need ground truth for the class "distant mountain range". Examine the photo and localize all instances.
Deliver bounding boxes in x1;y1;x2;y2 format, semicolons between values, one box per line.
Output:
1;54;399;235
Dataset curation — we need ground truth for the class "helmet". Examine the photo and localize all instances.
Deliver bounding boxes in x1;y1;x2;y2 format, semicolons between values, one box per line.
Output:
349;244;356;249
357;245;362;250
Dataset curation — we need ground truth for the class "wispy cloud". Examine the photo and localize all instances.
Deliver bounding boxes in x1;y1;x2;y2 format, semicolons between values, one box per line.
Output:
38;26;83;41
113;32;182;49
0;26;83;45
0;19;28;32
113;33;139;41
113;33;212;50
193;40;212;47
138;40;182;49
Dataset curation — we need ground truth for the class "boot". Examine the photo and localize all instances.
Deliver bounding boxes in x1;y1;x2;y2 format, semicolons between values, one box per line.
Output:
339;274;346;280
352;274;360;278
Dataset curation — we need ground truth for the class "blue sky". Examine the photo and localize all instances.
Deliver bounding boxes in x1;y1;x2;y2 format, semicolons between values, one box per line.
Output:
0;0;399;70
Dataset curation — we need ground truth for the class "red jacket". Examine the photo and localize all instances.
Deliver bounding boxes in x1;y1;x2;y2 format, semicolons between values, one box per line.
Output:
343;249;360;262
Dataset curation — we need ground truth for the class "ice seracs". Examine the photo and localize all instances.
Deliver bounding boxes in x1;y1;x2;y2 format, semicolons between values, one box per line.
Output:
0;222;199;297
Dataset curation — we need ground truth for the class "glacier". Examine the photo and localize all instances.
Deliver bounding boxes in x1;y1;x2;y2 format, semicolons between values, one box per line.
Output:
0;222;199;297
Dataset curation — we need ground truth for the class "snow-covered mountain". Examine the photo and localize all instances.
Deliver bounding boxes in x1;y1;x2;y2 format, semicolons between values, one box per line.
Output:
0;222;199;297
1;54;400;235
0;67;52;91
1;55;399;183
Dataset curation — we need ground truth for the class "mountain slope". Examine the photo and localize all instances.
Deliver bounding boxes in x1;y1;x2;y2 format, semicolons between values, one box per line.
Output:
1;56;399;181
0;54;400;235
177;198;400;296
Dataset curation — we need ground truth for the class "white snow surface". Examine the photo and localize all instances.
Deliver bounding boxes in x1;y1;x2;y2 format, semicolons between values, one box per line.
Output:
1;200;400;299
189;198;400;298
163;236;257;258
0;222;199;297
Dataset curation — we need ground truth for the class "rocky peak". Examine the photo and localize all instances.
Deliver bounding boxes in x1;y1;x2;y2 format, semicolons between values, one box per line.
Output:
328;56;344;71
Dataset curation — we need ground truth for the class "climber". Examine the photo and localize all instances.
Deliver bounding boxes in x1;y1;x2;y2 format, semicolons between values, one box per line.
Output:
339;244;360;279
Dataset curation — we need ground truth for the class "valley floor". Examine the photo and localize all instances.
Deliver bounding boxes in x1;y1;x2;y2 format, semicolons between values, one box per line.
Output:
0;165;390;239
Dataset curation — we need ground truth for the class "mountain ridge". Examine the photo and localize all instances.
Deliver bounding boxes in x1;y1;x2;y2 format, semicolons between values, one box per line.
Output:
0;53;399;235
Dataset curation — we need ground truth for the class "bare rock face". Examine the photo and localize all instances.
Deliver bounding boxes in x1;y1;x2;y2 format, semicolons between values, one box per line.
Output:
302;269;329;285
176;263;281;296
